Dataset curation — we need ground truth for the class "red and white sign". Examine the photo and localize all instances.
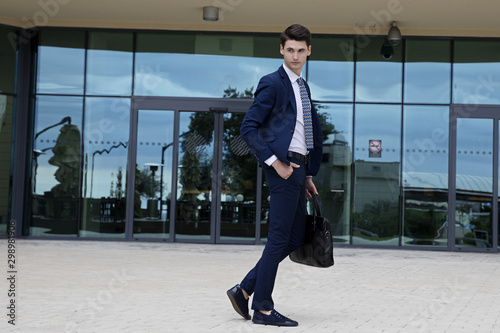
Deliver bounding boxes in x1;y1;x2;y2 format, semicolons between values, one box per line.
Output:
369;140;382;158
369;140;381;153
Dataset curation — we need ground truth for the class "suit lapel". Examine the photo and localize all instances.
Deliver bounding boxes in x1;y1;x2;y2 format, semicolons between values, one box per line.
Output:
278;66;297;114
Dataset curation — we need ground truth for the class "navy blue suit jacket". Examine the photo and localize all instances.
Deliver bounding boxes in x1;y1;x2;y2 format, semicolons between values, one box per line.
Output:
240;66;323;176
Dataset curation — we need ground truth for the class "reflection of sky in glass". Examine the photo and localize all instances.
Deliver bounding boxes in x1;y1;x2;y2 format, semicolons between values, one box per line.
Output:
37;46;85;94
403;106;449;183
34;36;500;107
314;103;353;146
82;97;130;199
134;53;282;97
308;61;354;101
405;63;451;103
354;104;401;162
33;96;83;195
86;49;133;96
453;63;500;104
356;62;402;103
136;110;175;199
456;118;493;180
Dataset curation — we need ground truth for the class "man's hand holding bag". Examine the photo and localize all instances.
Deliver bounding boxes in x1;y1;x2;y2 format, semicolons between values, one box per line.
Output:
289;194;334;268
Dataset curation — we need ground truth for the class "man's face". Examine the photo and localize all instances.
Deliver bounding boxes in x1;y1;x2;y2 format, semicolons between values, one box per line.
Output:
280;40;311;76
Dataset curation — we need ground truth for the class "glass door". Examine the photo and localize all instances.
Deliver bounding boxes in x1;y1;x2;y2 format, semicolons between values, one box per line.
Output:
132;109;175;239
450;106;499;252
217;112;259;242
175;110;215;241
129;97;257;243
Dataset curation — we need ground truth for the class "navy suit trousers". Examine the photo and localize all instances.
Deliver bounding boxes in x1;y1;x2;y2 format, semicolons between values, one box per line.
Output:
240;157;307;311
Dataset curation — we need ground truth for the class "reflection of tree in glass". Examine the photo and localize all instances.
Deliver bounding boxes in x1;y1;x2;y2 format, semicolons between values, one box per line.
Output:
353;200;399;239
223;86;253;99
179;146;202;202
222;113;253;197
135;166;160;199
179;113;213;202
221;87;255;200
110;167;125;198
313;103;336;142
459;202;491;246
404;205;446;241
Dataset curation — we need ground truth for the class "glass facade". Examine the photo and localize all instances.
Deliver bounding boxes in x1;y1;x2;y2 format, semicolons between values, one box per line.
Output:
314;103;353;244
133;110;175;239
404;40;451;104
355;38;403;103
80;97;130;238
31;96;83;236
0;95;14;236
175;111;215;240
36;30;86;95
352;104;401;245
219;112;259;241
134;33;282;97
0;27;17;94
455;119;494;248
0;27;17;236
308;37;354;101
86;32;134;96
402;106;449;247
453;41;500;105
1;25;498;251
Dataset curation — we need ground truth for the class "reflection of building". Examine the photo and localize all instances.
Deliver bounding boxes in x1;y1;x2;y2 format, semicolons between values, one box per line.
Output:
404;171;493;247
1;2;499;251
316;133;352;240
353;161;400;212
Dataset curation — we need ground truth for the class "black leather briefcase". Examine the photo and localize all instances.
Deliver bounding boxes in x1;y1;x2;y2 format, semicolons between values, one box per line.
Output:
289;194;334;268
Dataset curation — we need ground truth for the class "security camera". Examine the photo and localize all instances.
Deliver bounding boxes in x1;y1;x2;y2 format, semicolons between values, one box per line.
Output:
380;40;393;60
387;21;401;46
388;37;400;46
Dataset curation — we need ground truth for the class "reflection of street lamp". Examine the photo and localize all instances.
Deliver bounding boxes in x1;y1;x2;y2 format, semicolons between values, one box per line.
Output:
32;149;46;193
144;163;163;219
144;163;163;197
159;131;191;206
160;143;174;206
35;117;72;139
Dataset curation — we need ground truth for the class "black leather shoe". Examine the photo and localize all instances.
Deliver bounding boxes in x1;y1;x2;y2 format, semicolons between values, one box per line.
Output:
226;284;251;320
252;309;298;327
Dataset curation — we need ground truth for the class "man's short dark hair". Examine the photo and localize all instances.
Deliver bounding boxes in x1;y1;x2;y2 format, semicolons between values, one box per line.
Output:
280;24;311;47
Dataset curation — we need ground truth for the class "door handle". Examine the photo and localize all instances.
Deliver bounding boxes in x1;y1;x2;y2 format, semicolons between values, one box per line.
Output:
209;107;228;113
330;190;345;193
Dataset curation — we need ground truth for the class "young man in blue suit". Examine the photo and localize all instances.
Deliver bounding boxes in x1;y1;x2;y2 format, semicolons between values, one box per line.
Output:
227;24;323;327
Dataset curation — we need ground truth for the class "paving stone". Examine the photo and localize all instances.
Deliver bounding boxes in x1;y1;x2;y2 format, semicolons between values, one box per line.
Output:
0;240;499;332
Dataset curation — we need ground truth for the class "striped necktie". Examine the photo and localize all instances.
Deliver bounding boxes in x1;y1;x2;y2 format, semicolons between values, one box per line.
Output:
297;77;314;150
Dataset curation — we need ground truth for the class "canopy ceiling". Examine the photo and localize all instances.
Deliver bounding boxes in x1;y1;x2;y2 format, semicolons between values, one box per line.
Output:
1;0;499;37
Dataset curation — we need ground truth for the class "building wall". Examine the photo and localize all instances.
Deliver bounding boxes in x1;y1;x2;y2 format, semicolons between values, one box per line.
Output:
2;25;500;250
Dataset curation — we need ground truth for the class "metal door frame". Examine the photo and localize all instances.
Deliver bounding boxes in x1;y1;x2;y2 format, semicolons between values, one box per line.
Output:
127;97;258;244
449;104;499;252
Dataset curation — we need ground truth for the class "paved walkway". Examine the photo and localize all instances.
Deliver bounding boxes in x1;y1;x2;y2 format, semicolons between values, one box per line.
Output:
1;240;499;333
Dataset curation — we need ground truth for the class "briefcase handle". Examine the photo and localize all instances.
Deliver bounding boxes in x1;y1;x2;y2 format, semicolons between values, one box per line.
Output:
310;193;322;217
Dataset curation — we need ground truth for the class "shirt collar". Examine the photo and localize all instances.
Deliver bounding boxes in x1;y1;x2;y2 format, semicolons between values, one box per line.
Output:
282;64;302;83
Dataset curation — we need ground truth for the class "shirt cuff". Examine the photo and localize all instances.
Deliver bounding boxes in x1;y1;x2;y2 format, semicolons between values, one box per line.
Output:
265;155;278;166
306;175;313;178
